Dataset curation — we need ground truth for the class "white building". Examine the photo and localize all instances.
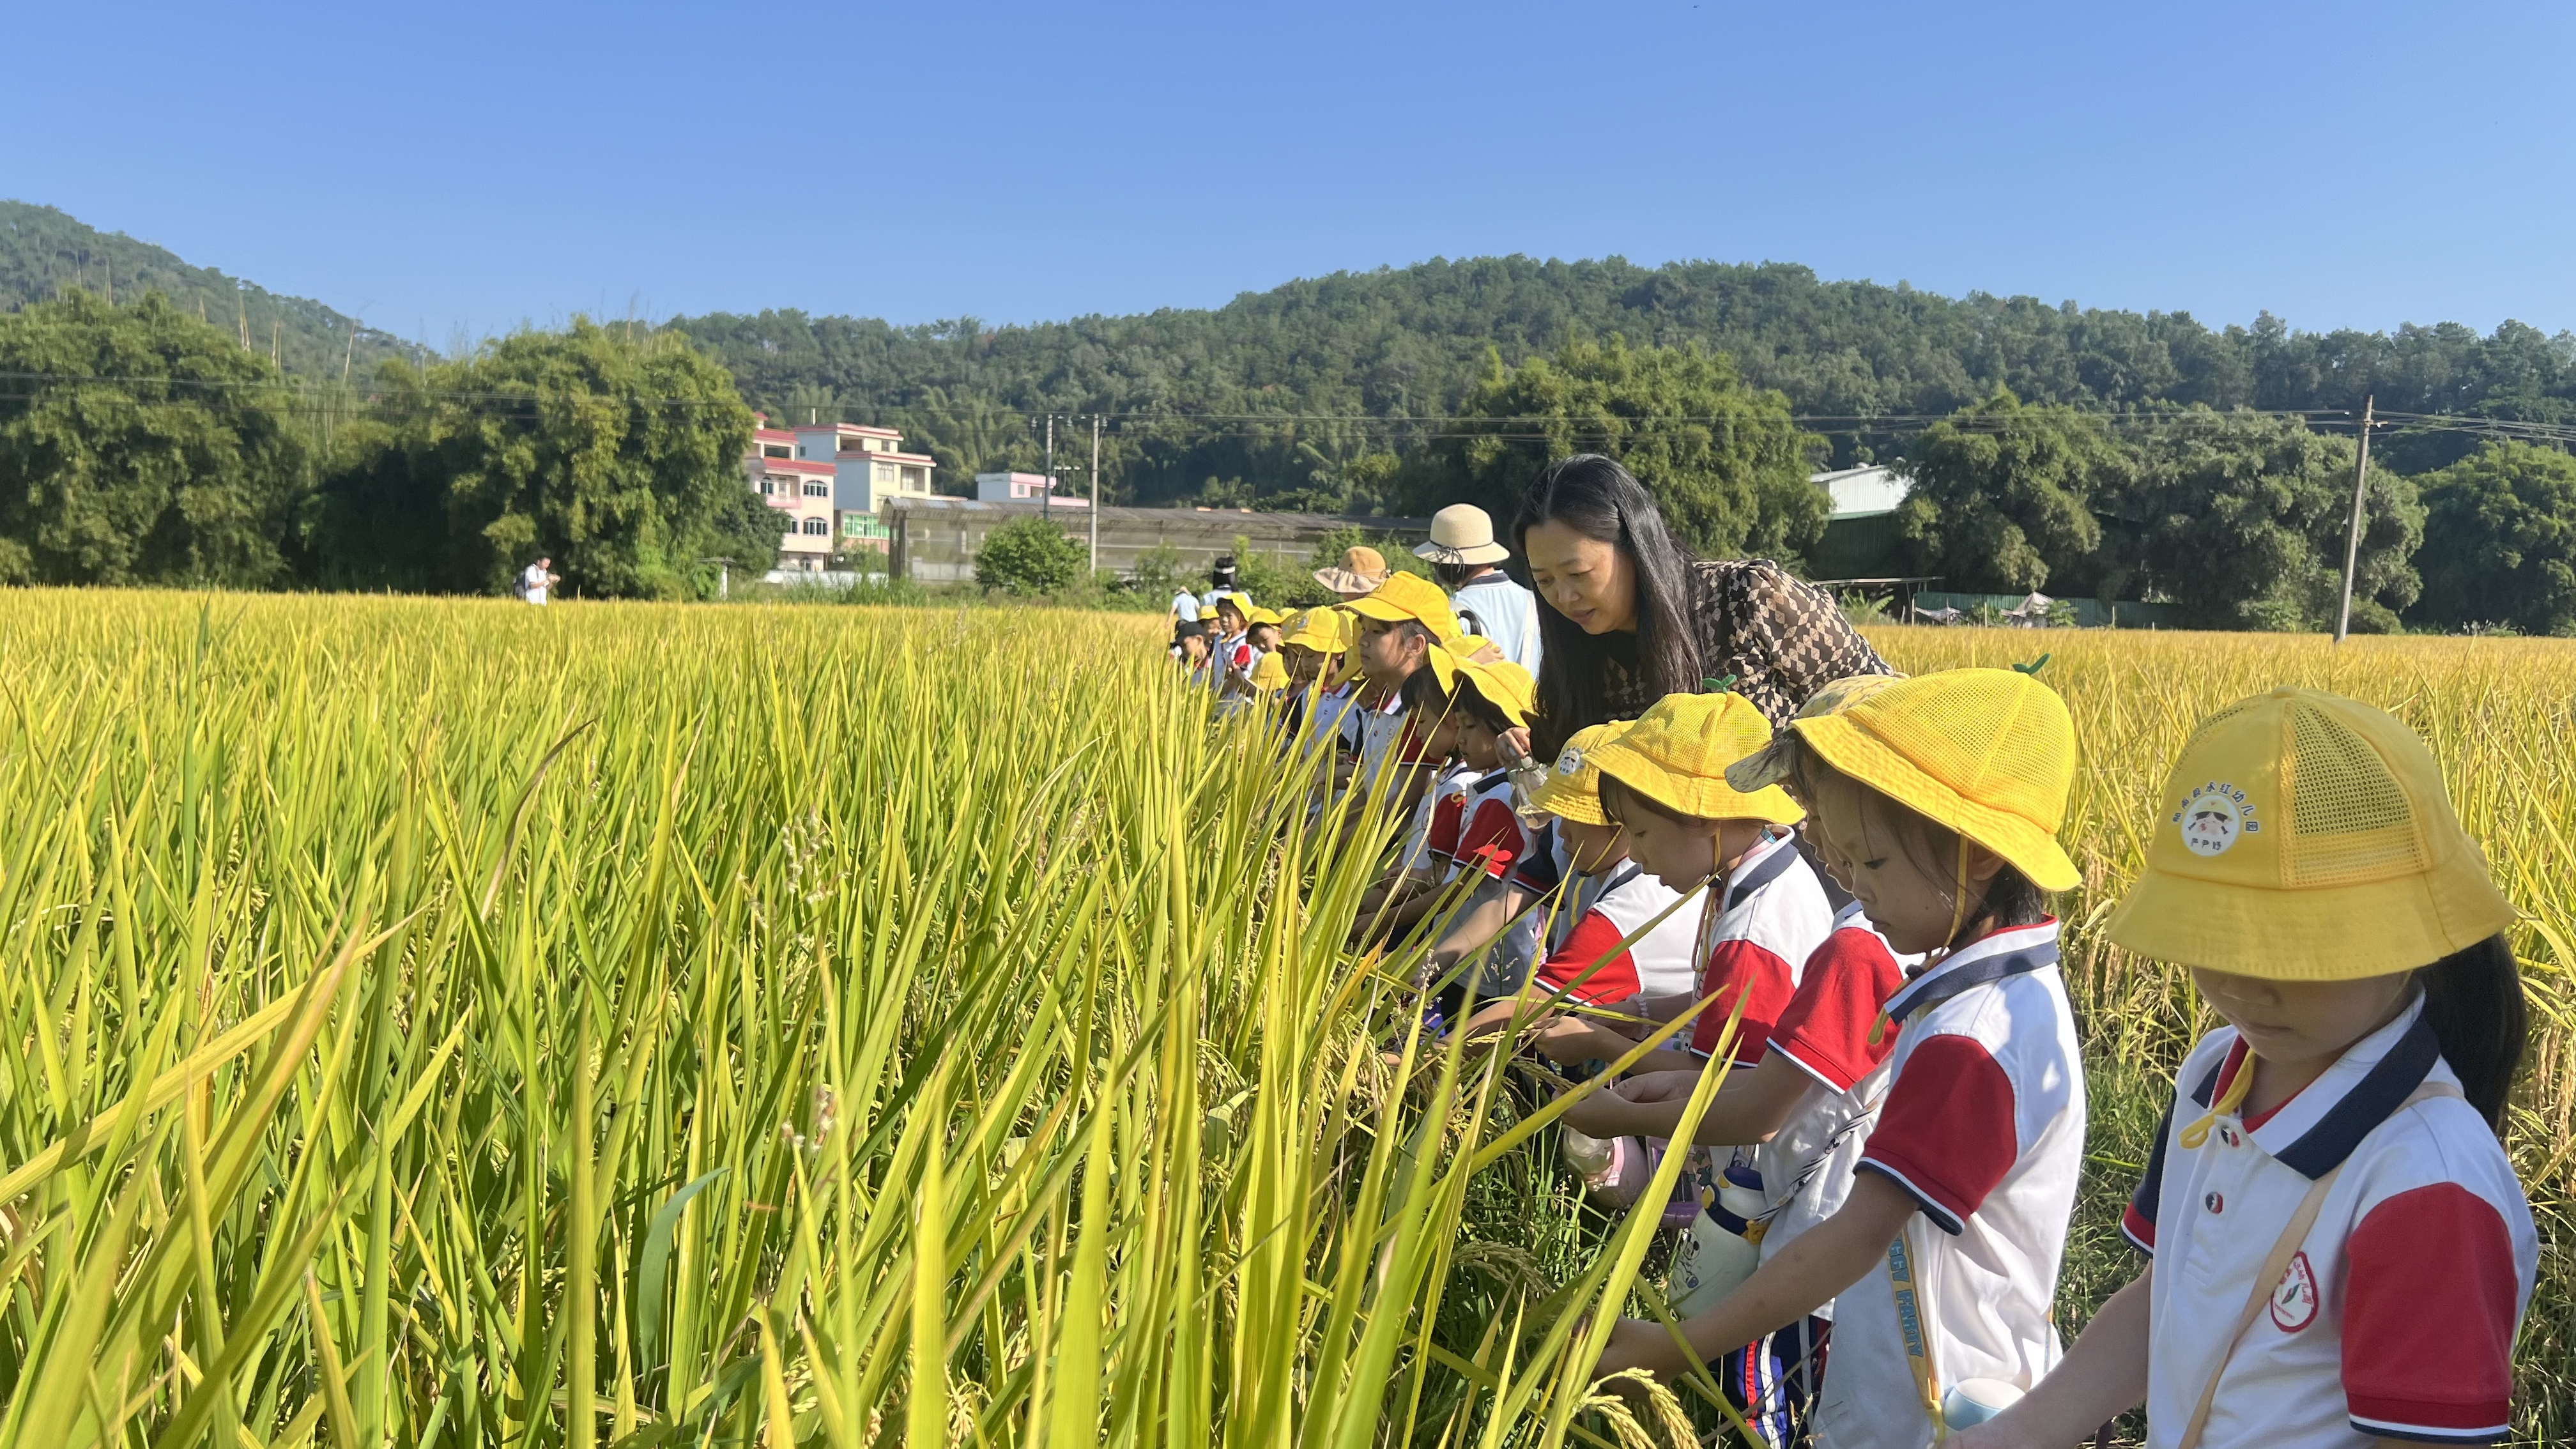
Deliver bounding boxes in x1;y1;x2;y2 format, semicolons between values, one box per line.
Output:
975;471;1087;506
1811;464;1912;519
746;417;934;573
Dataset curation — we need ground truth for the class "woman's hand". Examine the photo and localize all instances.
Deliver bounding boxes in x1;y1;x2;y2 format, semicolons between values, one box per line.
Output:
1497;725;1533;766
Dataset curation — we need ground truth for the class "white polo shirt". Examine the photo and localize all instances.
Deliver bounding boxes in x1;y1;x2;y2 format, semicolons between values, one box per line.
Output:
1750;901;1920;1315
1815;919;2084;1449
1345;686;1420;788
1399;760;1480;875
1689;833;1833;1062
1439;770;1528;884
2124;1000;2534;1448
1530;863;1702;1003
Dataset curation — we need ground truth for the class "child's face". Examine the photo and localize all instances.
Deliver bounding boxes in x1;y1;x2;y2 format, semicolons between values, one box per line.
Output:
1616;799;1724;890
1802;821;1855;896
1411;705;1466;760
1558;818;1627;875
1181;634;1209;664
1455;715;1506;771
1284;645;1323;684
2189;968;2415;1075
1216;606;1246;634
1807;770;2000;956
1251;624;1282;649
1355;617;1425;683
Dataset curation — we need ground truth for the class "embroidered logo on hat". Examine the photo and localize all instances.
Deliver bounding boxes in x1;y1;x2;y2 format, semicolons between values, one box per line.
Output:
2174;782;2257;857
1556;748;1583;776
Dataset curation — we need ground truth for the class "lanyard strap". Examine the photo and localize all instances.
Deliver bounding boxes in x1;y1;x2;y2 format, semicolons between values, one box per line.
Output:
2172;1078;2463;1449
1885;1223;1947;1439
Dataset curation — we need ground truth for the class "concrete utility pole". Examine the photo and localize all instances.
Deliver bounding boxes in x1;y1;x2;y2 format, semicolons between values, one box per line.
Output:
2334;395;2375;645
1089;413;1103;572
1043;414;1054;523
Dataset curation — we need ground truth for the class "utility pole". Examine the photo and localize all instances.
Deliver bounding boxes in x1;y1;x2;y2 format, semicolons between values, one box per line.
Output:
1089;413;1103;572
1042;414;1054;523
2334;395;2375;644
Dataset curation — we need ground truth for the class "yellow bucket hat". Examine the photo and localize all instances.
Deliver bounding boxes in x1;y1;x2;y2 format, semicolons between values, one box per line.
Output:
1530;719;1637;827
1726;671;1906;793
1245;604;1288;627
1344;572;1460;643
2104;687;2515;979
1585;692;1804;825
1283;608;1351;653
1423;646;1535;726
1790;668;2079;893
1248;651;1289;691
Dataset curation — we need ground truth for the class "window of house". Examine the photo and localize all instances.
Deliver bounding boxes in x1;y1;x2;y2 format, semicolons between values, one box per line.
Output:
804;480;829;497
901;466;927;491
763;443;791;459
802;518;829;535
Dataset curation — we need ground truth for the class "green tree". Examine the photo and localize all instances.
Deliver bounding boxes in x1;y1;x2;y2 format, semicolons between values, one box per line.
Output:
312;320;764;597
1414;337;1825;562
2412;441;2576;634
2104;409;2422;632
973;515;1087;595
1896;388;2124;593
0;289;309;586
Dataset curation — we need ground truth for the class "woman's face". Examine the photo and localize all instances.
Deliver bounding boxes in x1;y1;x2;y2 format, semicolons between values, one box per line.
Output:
1522;520;1638;635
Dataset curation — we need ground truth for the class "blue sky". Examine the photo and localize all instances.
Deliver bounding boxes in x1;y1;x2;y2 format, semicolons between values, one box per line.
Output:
6;0;2570;344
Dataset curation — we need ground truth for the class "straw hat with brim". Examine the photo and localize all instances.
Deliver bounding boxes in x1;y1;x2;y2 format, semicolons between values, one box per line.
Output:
2104;687;2515;980
1531;719;1639;827
1282;608;1352;653
1422;647;1536;727
1415;504;1512;566
1790;668;2080;893
1584;693;1804;825
1345;573;1461;642
1314;545;1392;595
1727;671;1907;794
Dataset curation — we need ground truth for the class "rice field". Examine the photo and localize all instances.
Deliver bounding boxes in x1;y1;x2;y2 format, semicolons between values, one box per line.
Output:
0;594;2568;1448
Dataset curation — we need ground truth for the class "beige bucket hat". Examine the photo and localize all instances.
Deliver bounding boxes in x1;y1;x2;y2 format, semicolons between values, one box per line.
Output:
1414;505;1512;566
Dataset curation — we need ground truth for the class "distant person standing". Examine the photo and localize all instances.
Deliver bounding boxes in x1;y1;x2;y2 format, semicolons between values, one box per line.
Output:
1169;583;1203;655
521;556;559;606
1199;556;1239;617
1418;505;1542;675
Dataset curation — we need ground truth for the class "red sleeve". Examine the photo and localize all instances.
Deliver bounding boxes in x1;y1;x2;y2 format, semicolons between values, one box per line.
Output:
1425;795;1465;859
1858;1036;2018;1234
1765;930;1906;1092
2343;1183;2522;1442
1456;799;1525;880
1689;939;1796;1062
1231;644;1253;668
1534;910;1643;1004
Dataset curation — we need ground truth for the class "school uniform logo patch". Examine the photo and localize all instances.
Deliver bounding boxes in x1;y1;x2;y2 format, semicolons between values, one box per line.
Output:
2172;781;2260;857
2270;1252;2320;1332
1555;747;1584;776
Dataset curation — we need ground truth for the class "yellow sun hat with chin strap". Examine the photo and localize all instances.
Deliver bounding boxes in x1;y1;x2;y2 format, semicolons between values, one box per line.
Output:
1282;608;1352;653
1726;671;1907;794
1423;645;1535;727
1584;691;1804;825
1344;572;1461;643
2105;686;2515;979
1790;668;2080;893
1529;719;1639;827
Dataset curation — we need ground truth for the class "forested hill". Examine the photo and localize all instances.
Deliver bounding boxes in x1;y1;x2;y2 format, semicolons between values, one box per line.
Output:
669;256;2576;505
0;201;422;379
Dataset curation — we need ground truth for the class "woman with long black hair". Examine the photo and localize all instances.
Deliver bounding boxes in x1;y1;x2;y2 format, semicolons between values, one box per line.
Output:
1511;454;1890;760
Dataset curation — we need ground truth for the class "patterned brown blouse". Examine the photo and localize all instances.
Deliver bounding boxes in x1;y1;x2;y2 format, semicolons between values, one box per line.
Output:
1599;559;1892;732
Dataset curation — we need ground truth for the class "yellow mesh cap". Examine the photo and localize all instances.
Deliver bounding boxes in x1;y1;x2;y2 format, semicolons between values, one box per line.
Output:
1211;592;1254;619
1344;573;1461;642
1726;671;1905;793
1585;692;1804;825
2104;687;2515;979
1530;719;1637;826
1248;652;1289;691
1283;608;1352;654
1422;647;1535;726
1791;668;2080;892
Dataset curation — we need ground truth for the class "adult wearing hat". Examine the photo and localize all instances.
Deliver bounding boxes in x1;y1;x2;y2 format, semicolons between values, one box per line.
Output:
1513;455;1890;762
1313;546;1392;601
1418;505;1544;676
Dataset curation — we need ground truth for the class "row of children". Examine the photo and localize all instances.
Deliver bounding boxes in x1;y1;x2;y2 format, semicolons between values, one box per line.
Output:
1191;567;2536;1449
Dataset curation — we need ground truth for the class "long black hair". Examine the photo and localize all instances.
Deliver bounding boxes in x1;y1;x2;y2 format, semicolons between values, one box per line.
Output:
2419;933;2527;1130
1514;456;1704;759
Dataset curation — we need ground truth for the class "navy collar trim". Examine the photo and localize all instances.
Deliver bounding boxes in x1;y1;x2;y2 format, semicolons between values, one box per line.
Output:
1884;942;2058;1026
2188;1011;2441;1181
1725;838;1797;912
